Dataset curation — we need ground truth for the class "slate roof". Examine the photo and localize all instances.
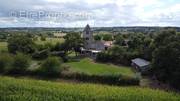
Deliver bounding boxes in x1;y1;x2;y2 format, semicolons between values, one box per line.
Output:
131;58;150;67
83;24;91;32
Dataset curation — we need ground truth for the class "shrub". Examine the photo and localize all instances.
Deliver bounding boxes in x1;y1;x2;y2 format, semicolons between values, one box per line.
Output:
39;57;62;76
10;53;30;73
0;53;13;73
32;49;49;60
61;73;139;86
40;36;46;41
96;52;110;62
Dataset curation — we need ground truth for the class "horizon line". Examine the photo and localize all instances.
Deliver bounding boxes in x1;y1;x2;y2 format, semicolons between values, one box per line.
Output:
1;26;180;28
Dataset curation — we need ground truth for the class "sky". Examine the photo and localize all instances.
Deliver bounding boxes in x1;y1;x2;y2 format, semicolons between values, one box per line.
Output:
0;0;180;27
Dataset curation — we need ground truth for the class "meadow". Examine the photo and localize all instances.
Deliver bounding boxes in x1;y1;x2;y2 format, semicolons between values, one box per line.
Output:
35;37;65;45
0;42;7;51
0;76;180;101
65;58;135;77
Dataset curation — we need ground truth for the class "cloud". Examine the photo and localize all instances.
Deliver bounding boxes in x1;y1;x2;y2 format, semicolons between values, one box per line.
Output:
0;0;180;27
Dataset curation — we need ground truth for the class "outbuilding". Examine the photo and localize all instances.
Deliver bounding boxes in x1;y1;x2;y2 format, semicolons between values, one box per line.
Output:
131;58;150;72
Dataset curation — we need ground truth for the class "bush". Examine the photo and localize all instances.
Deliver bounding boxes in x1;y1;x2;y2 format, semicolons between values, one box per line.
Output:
96;52;110;62
62;73;139;86
10;53;30;73
0;53;13;73
32;49;49;60
40;36;46;41
39;57;62;76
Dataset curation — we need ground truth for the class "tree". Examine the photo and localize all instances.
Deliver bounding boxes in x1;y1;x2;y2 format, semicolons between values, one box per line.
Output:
8;34;36;54
141;37;153;60
153;29;176;47
102;34;113;41
152;29;180;89
128;33;153;60
96;45;138;65
94;34;102;41
40;36;46;41
11;53;30;73
107;46;126;63
128;33;145;49
114;34;125;46
40;57;62;76
62;33;84;56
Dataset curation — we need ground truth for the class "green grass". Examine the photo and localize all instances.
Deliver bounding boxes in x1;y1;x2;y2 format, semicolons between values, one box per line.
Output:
35;38;64;45
0;42;7;51
65;58;135;77
0;76;179;101
0;38;64;52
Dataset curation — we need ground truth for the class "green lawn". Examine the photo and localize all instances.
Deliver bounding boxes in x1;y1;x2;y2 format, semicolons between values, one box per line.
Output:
65;58;135;77
0;76;179;101
35;38;64;45
0;42;7;51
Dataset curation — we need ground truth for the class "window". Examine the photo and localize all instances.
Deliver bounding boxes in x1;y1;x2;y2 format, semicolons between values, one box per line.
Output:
86;37;89;40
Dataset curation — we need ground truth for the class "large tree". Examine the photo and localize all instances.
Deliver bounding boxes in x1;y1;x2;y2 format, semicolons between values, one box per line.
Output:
102;34;113;41
8;34;36;54
114;34;125;46
61;32;84;56
94;34;102;41
128;33;145;49
152;29;180;89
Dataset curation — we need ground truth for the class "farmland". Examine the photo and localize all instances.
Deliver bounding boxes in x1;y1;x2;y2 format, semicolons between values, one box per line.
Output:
0;76;180;101
65;58;135;77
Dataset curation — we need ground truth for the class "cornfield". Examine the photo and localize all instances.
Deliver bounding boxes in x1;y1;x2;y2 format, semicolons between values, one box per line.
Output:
0;76;180;101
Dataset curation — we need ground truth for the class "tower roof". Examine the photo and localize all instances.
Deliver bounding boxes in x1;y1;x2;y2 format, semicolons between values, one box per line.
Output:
83;24;91;32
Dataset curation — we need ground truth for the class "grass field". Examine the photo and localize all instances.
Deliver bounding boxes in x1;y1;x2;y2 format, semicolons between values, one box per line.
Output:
0;42;7;51
0;76;179;101
35;38;65;45
65;58;135;77
0;38;64;52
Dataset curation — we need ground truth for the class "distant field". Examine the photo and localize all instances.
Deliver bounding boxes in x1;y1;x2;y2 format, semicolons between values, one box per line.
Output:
94;31;112;35
35;38;65;45
0;42;7;51
65;58;135;77
0;38;65;52
0;76;179;101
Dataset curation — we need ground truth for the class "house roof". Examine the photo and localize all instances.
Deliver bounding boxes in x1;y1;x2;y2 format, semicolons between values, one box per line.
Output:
131;58;150;67
103;41;113;47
